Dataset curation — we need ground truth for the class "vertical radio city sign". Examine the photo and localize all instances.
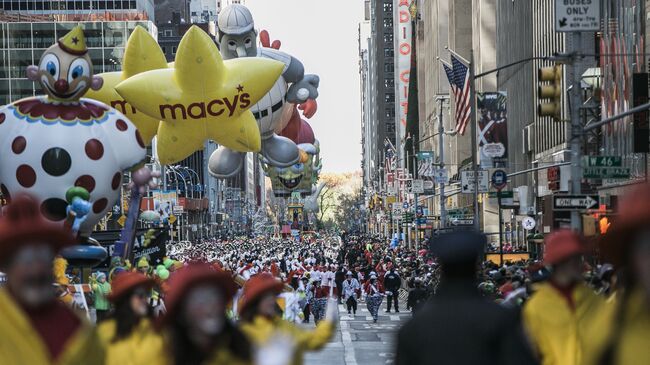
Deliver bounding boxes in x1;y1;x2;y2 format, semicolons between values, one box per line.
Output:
393;0;412;163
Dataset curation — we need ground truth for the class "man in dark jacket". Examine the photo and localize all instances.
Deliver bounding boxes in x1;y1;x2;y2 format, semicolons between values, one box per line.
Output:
395;231;537;365
384;267;401;313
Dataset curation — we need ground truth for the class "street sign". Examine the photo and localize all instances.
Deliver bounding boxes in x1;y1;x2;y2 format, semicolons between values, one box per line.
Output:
172;205;184;214
117;215;127;227
417;151;434;160
433;169;449;184
553;195;600;211
583;167;631;179
488;191;513;198
411;179;424;194
491;169;508;191
168;214;177;224
522;217;536;230
461;170;489;193
483;143;506;158
451;218;474;226
583;156;622;167
555;0;600;32
424;180;434;189
402;202;409;209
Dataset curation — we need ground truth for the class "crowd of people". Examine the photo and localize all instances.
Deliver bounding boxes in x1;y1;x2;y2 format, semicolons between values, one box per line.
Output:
2;183;650;365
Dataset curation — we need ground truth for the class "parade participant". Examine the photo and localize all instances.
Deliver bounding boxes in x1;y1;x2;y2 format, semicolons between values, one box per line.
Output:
342;271;361;315
91;271;112;322
146;263;251;365
301;275;312;323
384;266;401;313
0;194;104;364
335;265;346;303
97;271;160;365
523;230;603;365
239;273;336;365
582;184;650;365
363;273;384;323
396;231;537;365
309;277;329;323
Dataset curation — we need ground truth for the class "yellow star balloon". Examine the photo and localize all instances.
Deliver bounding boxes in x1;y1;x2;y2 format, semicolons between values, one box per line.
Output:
116;26;283;165
86;26;167;145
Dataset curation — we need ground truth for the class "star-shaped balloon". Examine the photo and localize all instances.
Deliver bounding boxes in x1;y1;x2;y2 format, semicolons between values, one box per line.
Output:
86;26;167;146
116;26;284;165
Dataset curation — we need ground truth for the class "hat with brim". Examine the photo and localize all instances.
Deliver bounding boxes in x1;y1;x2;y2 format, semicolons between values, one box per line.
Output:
159;263;237;327
108;271;154;302
238;273;284;315
0;194;75;263
429;230;486;265
600;183;650;268
543;230;589;266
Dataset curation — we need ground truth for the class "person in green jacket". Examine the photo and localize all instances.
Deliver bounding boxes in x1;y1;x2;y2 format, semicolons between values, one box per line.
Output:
92;271;112;322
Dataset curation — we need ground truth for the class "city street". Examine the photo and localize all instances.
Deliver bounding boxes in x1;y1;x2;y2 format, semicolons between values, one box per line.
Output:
305;300;410;365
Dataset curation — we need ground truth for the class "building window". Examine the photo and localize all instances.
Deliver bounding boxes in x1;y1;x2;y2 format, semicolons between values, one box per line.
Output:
383;2;392;14
384;62;394;73
384;48;393;58
172;46;177;54
385;78;394;89
385;93;395;103
383;33;393;44
383;18;393;29
385;108;395;119
164;29;173;37
162;46;167;54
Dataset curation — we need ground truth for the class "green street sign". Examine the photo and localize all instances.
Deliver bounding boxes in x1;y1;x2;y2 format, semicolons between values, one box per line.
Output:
583;156;622;167
488;191;514;198
417;151;434;160
583;167;631;179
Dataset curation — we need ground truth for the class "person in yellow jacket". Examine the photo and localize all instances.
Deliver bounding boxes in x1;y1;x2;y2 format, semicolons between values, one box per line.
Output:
523;230;604;365
96;271;161;365
581;183;650;365
0;194;104;365
140;262;253;365
238;272;336;365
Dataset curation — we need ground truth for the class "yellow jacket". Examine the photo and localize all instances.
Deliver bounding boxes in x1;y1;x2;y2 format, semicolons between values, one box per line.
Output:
97;318;163;365
0;288;104;365
240;315;335;365
134;330;252;365
523;282;604;365
581;287;650;365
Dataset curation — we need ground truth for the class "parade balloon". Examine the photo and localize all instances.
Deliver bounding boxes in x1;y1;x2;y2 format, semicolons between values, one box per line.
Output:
86;26;168;146
264;140;322;197
115;25;284;165
0;26;146;237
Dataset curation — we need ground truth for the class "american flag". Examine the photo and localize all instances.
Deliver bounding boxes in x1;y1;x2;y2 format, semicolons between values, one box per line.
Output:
443;55;471;135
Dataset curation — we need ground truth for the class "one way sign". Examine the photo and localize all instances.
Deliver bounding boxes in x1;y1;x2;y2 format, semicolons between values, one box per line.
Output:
553;195;600;211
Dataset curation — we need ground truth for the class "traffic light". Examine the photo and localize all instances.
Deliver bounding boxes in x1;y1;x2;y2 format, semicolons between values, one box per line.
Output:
537;65;563;120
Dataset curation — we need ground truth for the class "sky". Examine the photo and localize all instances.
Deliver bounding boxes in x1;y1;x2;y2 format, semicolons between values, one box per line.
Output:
244;0;364;173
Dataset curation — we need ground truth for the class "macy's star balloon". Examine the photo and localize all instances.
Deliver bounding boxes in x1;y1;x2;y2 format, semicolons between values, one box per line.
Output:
115;26;284;165
86;26;167;146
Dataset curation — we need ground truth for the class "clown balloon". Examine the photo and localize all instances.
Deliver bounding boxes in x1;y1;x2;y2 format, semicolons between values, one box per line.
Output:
0;26;147;265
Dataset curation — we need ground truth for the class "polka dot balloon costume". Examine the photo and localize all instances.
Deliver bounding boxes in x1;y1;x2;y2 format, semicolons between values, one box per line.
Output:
0;26;146;238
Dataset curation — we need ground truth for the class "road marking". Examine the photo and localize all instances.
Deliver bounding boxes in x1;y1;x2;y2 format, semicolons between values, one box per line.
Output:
339;307;358;365
366;316;374;321
390;315;400;321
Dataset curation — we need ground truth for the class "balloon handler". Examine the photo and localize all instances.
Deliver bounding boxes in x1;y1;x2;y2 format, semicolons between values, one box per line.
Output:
0;25;147;267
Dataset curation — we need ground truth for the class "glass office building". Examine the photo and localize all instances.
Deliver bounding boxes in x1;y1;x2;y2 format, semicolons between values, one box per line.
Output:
0;21;156;104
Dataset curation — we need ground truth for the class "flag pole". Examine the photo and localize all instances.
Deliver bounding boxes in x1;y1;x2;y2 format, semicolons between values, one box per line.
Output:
469;49;480;232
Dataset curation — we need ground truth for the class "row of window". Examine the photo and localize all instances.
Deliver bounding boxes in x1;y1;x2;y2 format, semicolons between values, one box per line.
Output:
0;0;139;11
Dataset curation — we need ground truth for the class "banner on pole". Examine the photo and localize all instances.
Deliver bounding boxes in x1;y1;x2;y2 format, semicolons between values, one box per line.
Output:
477;92;508;167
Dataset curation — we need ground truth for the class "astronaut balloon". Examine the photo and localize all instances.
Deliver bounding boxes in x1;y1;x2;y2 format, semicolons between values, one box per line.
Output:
208;4;320;179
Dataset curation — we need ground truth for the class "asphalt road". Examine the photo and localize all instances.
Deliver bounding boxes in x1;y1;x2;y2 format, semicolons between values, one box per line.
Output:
304;299;411;365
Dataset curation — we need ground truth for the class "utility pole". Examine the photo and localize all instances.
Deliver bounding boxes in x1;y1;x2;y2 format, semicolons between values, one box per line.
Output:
437;96;449;229
469;50;480;231
569;33;584;231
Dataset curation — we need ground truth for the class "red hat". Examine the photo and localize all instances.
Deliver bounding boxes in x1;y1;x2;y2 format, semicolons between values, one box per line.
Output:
544;230;587;265
601;183;650;267
160;263;237;326
108;271;154;302
0;194;75;261
238;273;284;315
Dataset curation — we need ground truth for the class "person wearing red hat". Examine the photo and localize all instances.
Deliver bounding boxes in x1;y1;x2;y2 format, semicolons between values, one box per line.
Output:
96;271;160;365
522;230;604;365
580;183;650;365
239;272;336;365
141;263;251;365
0;194;104;364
